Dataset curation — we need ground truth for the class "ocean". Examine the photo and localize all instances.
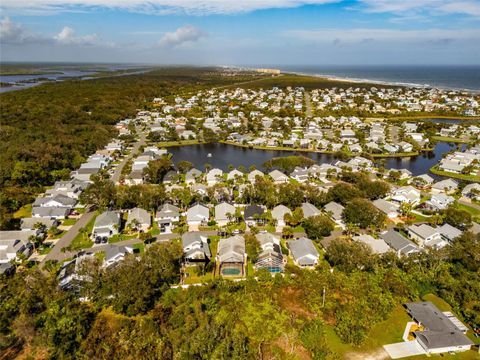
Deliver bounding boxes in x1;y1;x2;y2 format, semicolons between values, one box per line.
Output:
275;65;480;92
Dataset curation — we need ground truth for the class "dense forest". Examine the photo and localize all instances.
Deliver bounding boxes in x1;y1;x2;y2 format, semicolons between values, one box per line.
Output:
1;232;479;359
0;67;262;229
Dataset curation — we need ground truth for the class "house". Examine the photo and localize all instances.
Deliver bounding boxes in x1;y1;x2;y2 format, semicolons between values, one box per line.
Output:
33;194;77;208
425;194;454;211
290;167;309;182
155;204;180;233
92;211;121;241
398;141;414;152
185;168;202;184
405;302;473;354
206;168;223;186
20;217;58;232
248;169;264;183
217;235;246;277
103;245;133;268
431;179;458;194
271;205;292;228
287;237;319;268
380;229;421;257
301;202;320;218
461;183;480;201
255;233;284;273
0;231;34;264
373;199;399;218
57;252;95;291
269;170;289;184
353;234;390;254
214;202;236;227
407;224;446;249
186;204;209;228
31;206;70;219
244;205;265;226
182;232;211;265
412;174;434;188
438;223;462;243
324;201;345;228
391;186;421;205
227;169;243;181
126;208;151;232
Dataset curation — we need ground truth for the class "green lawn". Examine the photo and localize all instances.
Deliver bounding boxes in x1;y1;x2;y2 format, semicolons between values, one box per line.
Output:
457;203;480;221
430;165;480;182
61;218;77;226
157;139;202;147
13;204;32;219
431;136;471;144
69;214;96;250
108;233;139;244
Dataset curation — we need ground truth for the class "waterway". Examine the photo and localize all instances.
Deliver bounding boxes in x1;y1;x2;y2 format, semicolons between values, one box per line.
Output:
168;141;466;177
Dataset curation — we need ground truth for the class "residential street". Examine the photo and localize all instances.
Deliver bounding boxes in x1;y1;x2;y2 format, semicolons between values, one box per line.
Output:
41;208;96;264
111;128;146;184
305;91;313;118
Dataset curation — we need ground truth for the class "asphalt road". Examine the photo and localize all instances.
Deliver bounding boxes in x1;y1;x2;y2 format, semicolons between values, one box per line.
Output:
111;129;146;184
42;208;96;264
305;91;313;118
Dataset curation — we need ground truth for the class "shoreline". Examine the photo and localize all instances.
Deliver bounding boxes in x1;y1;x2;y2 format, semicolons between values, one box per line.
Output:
277;69;480;94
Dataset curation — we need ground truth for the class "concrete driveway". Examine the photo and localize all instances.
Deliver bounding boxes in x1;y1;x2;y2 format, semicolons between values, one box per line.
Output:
383;341;426;359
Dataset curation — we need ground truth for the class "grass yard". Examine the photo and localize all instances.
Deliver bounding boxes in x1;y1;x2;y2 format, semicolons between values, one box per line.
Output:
157;139;202;147
429;165;480;182
69;214;96;250
108;233;139;244
13;204;32;219
61;218;77;226
183;266;214;284
457;203;480;221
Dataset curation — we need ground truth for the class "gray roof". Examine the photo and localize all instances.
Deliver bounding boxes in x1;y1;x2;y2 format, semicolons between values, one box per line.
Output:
215;202;236;222
269;169;288;181
287;237;319;266
20;217;57;230
432;178;458;190
33;194;77;207
380;230;419;255
156;203;180;218
438;223;462;241
405;302;473;350
187;204;209;222
94;211;121;228
408;223;437;240
217;235;245;263
126;208;151;226
104;245;133;263
373;199;399;215
32;207;70;218
302;202;320;218
182;232;211;259
324;201;344;221
271;205;292;221
353;234;390;254
244;205;264;220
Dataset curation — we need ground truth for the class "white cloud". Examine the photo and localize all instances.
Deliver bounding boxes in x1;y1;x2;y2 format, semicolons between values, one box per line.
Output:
285;27;480;44
158;25;206;47
0;0;340;15
54;26;99;45
357;0;480;17
0;17;44;44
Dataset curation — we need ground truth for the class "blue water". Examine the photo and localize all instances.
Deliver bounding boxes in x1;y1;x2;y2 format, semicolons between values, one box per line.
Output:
276;65;480;92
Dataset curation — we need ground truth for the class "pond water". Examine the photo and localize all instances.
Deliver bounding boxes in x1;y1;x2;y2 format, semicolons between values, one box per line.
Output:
420;118;480;125
168;142;466;177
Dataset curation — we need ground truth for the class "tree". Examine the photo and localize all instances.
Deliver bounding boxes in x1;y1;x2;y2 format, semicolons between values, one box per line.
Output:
342;198;386;229
302;215;335;240
79;174;116;208
285;208;304;227
442;207;472;229
245;234;261;263
177;160;193;173
327;182;364;205
325;238;374;272
143;157;173;184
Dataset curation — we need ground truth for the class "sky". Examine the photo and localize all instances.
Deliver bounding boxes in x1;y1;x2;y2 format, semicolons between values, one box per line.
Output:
1;0;480;65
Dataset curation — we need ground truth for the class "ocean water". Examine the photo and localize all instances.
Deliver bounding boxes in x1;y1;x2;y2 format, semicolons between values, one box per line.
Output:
276;65;480;91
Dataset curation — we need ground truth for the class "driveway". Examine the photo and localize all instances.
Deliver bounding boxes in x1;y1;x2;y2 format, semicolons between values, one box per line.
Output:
383;341;426;359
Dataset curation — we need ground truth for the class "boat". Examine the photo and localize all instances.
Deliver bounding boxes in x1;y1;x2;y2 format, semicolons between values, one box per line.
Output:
207;153;212;158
